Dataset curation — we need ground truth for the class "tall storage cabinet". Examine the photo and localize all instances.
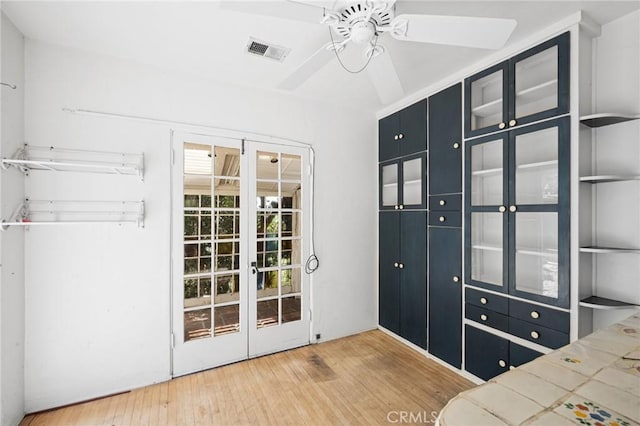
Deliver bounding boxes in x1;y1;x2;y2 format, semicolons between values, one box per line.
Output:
427;83;463;368
378;100;428;349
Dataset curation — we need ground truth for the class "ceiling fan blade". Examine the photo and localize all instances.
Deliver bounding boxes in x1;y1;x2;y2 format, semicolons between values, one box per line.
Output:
278;43;335;90
219;0;325;24
391;14;517;49
366;46;404;104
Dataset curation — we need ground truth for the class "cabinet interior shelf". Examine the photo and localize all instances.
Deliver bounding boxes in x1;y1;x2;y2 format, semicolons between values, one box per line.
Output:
471;99;502;118
471;244;502;252
579;246;640;254
1;145;144;180
517;160;558;170
516;248;558;257
515;79;558;102
1;200;145;230
404;179;421;185
382;183;397;187
579;296;639;310
579;175;640;183
471;167;503;176
579;113;640;128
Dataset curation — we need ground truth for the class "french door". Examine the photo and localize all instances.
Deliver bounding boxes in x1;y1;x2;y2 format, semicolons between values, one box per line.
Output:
171;132;310;376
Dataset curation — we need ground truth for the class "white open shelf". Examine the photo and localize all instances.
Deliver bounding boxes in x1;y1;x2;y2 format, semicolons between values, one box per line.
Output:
579;246;640;254
579;113;640;128
1;145;144;180
1;200;145;230
579;175;640;183
579;296;640;310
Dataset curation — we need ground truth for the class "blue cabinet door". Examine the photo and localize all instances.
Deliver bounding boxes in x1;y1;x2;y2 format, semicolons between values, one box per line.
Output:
429;83;462;194
379;212;401;334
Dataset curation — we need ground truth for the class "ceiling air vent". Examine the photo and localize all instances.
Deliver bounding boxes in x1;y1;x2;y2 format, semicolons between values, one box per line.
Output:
246;37;290;62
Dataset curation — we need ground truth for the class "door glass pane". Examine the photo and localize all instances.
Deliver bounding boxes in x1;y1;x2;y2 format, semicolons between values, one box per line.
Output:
257;151;279;180
471;140;503;206
281;182;300;209
381;163;398;207
471;212;503;286
515;46;558;119
281;268;301;295
515;212;558;298
515;127;558;204
257;299;278;328
282;296;302;324
281;153;302;181
403;157;422;206
214;304;240;336
470;70;503;130
214;274;239;304
184;308;211;342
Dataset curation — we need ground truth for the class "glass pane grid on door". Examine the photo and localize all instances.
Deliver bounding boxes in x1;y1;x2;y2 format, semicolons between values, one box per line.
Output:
183;144;242;343
256;151;303;329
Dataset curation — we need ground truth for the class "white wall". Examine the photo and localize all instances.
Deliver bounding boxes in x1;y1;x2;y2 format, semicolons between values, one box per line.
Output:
0;12;26;426
23;39;376;412
591;10;640;329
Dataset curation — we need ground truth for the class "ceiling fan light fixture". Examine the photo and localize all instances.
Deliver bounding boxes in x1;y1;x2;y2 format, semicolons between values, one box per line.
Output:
350;20;376;44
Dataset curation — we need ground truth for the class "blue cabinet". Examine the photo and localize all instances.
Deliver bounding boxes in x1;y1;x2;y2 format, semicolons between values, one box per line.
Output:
379;99;427;162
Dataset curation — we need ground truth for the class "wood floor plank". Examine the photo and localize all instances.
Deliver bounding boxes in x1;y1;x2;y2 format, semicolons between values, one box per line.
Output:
20;330;475;425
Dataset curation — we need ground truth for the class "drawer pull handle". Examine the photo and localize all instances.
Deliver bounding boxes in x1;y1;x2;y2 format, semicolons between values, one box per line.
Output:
439;216;446;222
498;360;506;368
480;297;487;305
452;276;460;283
499;122;506;130
530;331;540;339
530;311;540;319
480;314;488;321
439;199;446;206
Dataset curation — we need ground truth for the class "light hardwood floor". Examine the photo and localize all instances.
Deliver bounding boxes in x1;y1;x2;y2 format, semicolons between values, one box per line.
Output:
21;330;475;425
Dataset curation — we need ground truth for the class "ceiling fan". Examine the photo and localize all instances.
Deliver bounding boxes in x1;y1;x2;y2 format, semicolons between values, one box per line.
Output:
223;0;517;104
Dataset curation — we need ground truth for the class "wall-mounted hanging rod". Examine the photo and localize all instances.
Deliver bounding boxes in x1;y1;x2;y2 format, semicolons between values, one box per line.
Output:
1;82;17;89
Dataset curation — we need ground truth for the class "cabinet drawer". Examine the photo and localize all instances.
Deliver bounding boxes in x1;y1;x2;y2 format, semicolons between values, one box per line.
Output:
509;317;569;349
509;342;543;368
465;288;508;315
429;194;461;211
465;304;508;333
429;211;461;227
509;299;570;333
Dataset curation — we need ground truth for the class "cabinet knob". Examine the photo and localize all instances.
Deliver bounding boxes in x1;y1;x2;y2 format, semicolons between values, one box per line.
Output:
439;199;446;206
530;311;540;319
394;262;399;268
453;142;460;149
394;134;399;141
509;119;517;127
394;205;399;210
480;297;488;305
452;276;460;283
399;263;404;269
399;205;404;210
498;360;506;368
480;314;488;321
398;133;404;140
499;122;506;129
498;206;506;213
439;216;446;222
509;205;517;212
530;331;540;339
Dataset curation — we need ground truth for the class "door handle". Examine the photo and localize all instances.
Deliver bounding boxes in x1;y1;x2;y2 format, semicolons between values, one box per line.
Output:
250;261;260;275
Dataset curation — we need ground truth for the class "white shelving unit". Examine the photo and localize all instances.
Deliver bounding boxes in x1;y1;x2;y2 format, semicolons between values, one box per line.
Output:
579;113;640;313
1;144;146;229
1;200;145;230
1;144;144;180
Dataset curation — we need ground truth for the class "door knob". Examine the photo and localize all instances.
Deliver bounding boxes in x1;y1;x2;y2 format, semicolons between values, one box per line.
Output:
250;261;260;275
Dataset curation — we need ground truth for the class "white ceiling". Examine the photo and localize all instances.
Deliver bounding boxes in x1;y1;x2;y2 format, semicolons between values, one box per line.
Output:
2;1;639;113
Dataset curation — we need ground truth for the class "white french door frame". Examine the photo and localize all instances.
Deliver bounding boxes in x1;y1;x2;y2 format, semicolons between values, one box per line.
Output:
170;130;313;377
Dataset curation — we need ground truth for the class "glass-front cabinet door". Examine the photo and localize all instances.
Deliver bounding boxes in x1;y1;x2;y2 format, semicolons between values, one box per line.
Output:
509;32;569;129
465;134;508;292
465;62;509;138
465;117;569;306
509;117;570;307
379;152;426;210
